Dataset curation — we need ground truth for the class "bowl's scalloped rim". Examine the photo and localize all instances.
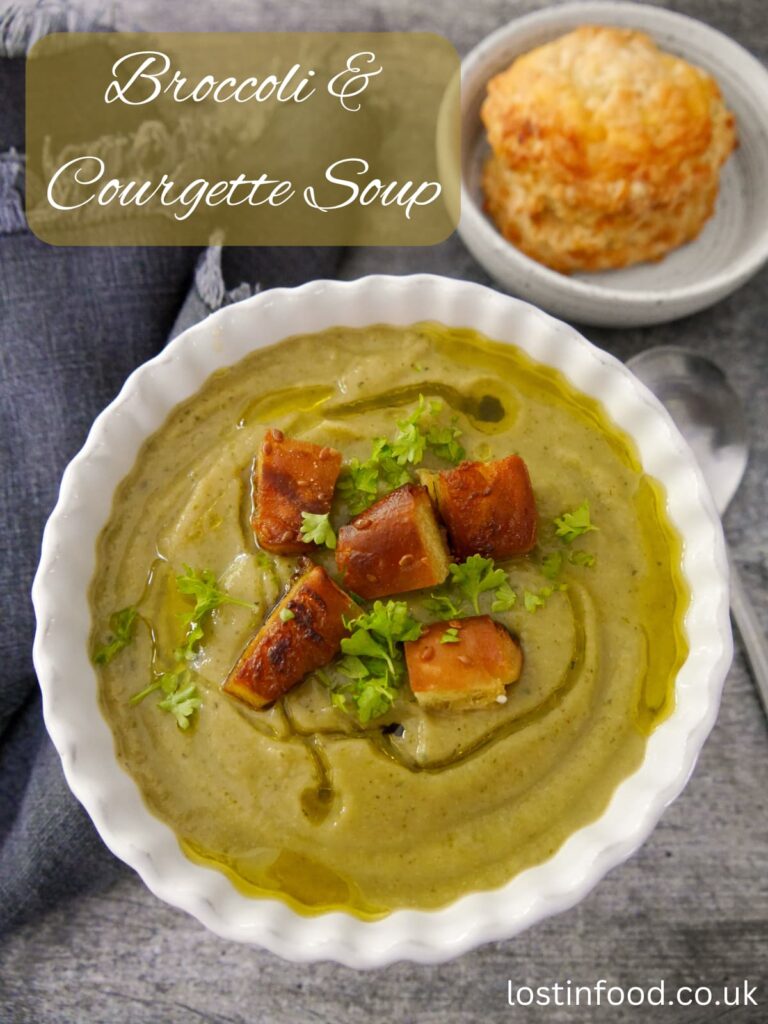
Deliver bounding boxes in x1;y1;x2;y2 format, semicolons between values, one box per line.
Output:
32;274;733;968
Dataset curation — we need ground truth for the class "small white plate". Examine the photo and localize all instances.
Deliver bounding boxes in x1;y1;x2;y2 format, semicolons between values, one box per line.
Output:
459;1;768;327
32;275;732;966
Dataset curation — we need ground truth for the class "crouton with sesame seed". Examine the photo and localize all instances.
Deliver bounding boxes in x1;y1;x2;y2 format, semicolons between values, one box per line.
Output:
253;429;342;555
405;615;523;710
335;483;451;600
434;455;537;560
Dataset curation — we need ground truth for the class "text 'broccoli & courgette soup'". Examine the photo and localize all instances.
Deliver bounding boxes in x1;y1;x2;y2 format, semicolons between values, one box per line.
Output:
91;323;688;916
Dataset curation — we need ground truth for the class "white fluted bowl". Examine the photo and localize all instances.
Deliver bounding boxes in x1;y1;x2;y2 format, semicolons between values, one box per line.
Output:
32;275;732;966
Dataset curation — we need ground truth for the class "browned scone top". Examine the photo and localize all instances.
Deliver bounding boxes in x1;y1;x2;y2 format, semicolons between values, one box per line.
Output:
336;483;451;600
223;565;359;709
434;455;537;560
253;429;342;554
405;616;523;710
480;26;737;273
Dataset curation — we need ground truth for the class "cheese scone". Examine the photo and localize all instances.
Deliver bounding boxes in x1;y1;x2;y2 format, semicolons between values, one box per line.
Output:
481;26;737;273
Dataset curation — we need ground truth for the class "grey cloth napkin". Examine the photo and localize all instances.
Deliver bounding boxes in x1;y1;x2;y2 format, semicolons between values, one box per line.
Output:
0;44;342;934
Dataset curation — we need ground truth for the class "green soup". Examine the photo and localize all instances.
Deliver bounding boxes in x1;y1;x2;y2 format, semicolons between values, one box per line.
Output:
91;323;688;916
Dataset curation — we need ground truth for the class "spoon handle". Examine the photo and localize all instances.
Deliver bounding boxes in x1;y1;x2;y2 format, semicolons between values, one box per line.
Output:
728;551;768;719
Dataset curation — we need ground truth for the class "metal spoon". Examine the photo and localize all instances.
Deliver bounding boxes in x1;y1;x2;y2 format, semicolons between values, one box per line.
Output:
627;346;768;716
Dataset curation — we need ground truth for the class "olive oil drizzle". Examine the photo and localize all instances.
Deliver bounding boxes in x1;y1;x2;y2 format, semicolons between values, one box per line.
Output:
324;381;516;435
281;701;336;825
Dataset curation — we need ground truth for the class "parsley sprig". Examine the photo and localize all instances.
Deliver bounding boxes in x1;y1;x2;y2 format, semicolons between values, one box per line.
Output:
427;555;512;618
425;420;465;463
524;590;546;613
424;592;465;618
490;581;517;613
541;551;563;581
93;606;138;665
449;555;507;613
130;668;201;730
428;554;567;620
299;511;337;550
322;600;423;723
157;674;202;730
175;564;256;663
337;459;379;513
130;565;255;730
337;395;466;514
554;501;597;543
541;502;598;574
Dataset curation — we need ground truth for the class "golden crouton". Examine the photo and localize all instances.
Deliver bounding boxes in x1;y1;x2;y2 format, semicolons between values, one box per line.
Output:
434;455;537;560
253;429;342;554
336;483;451;600
405;616;523;710
223;565;359;709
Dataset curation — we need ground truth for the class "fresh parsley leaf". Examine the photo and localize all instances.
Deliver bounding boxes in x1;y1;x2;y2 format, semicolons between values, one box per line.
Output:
344;600;423;661
159;669;182;695
428;560;518;619
441;627;461;644
491;581;517;613
93;606;138;665
390;415;428;466
554;501;597;544
370;438;413;488
393;395;463;466
524;590;546;613
401;393;441;427
335;654;369;680
330;690;348;711
523;585;565;613
341;628;396;672
541;551;563;580
426;417;465;464
299;510;337;550
175;565;255;663
130;667;181;706
176;621;204;663
323;600;423;723
336;395;465;513
449;554;507;613
129;667;201;730
569;550;596;568
129;565;247;730
327;672;400;725
353;674;399;723
158;680;201;730
337;459;379;514
424;592;465;618
177;565;254;621
279;607;295;622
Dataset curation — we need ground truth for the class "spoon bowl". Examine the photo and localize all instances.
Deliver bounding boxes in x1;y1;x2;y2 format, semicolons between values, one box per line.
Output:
628;345;768;719
628;347;748;515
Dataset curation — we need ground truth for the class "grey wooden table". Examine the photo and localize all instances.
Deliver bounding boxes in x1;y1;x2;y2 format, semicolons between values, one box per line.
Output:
1;1;767;1022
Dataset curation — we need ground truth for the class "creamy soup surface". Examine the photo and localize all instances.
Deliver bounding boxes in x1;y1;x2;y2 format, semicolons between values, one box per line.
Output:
91;323;688;916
